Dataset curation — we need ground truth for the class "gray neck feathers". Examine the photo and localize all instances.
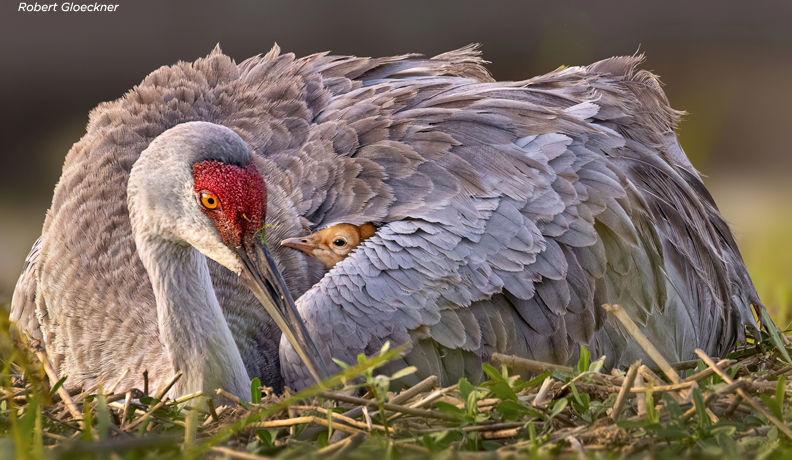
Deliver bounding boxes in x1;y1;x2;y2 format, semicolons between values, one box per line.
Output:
127;122;253;401
137;238;251;400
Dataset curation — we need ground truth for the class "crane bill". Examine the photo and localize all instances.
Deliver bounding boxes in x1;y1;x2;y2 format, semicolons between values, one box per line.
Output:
235;242;330;384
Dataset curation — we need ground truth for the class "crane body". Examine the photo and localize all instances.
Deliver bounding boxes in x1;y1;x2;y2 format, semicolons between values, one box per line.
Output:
11;45;762;394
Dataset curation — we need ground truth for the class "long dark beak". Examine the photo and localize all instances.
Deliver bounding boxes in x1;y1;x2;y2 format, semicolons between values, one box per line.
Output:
235;241;330;384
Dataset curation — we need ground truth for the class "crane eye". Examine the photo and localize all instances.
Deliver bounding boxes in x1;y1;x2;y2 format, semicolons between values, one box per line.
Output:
333;238;347;247
199;191;220;210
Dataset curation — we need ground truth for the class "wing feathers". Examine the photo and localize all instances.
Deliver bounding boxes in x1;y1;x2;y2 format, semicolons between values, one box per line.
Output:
273;51;759;387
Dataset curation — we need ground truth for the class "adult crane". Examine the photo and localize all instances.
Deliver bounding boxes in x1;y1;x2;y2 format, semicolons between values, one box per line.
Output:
11;45;763;395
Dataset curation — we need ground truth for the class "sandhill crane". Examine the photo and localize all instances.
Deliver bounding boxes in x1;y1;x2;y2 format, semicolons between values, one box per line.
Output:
11;121;330;400
281;223;377;268
12;45;763;395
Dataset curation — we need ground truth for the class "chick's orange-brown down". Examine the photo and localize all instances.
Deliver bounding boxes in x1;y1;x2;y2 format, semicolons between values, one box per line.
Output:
281;223;376;268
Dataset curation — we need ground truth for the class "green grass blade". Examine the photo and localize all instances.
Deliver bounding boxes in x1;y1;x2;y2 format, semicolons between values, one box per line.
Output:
777;375;786;414
250;378;262;404
692;388;710;428
762;308;791;364
459;378;474;403
31;400;43;460
48;377;67;399
95;389;112;442
577;346;591;374
183;397;204;456
82;400;93;442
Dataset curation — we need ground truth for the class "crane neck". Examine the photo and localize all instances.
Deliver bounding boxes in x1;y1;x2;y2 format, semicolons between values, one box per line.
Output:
135;235;252;402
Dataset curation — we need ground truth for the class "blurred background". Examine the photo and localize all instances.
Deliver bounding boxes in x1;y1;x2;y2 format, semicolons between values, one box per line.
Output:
1;0;790;322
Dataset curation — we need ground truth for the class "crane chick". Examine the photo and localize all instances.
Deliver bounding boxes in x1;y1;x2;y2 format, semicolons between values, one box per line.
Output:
281;223;376;268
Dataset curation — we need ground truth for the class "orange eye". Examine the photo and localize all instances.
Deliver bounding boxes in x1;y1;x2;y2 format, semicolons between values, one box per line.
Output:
200;192;220;210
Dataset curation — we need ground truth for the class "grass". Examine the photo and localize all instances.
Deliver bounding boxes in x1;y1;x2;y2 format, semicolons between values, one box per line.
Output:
4;302;792;459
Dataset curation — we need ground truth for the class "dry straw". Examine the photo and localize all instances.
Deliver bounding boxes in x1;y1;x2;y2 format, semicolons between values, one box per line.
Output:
3;303;791;458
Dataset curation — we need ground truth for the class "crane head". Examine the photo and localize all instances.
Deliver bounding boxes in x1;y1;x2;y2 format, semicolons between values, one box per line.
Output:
129;121;330;385
192;160;267;249
189;157;329;383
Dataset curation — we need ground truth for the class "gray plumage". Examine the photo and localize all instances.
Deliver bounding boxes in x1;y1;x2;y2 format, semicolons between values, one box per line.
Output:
12;44;762;393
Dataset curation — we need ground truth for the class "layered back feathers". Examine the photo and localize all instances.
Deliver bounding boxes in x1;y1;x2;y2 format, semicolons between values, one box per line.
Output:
12;45;761;392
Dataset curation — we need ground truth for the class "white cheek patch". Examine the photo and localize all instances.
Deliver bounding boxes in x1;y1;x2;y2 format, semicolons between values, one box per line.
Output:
181;226;244;275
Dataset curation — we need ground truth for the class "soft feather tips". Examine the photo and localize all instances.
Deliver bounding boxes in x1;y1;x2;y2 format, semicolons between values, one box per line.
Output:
264;43;281;60
587;53;683;131
432;43;494;83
